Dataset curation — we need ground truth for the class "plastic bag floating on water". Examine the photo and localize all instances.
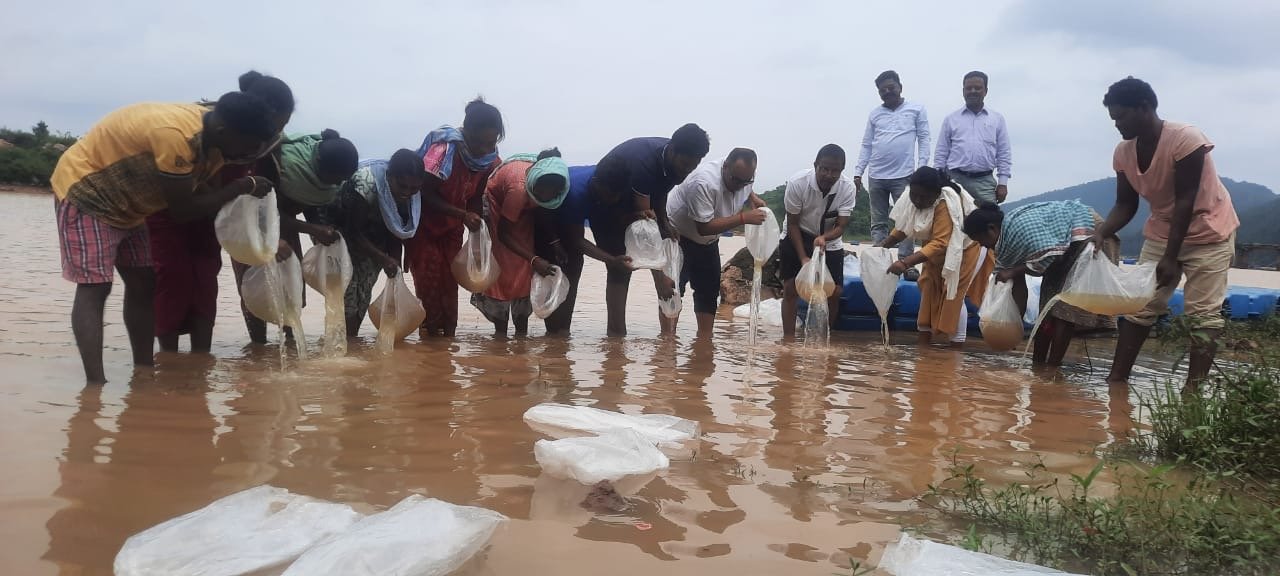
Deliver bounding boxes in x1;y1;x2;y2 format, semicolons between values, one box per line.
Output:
979;276;1025;351
215;190;280;266
795;247;836;303
452;221;502;293
242;255;305;329
523;403;700;459
733;298;784;326
534;429;670;484
369;272;425;344
114;485;361;576
1058;243;1155;316
880;533;1083;576
624;219;667;270
744;207;780;264
658;238;683;319
531;265;571;319
281;495;506;576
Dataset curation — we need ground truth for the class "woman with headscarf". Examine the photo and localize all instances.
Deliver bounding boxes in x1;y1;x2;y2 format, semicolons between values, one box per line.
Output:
404;98;504;338
471;148;571;336
875;166;994;346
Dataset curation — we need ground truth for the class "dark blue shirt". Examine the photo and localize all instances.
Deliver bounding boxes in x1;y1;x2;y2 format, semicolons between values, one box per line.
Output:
558;165;595;226
589;136;679;236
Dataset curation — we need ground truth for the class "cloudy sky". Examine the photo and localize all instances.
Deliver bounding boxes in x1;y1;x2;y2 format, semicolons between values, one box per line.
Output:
3;0;1276;199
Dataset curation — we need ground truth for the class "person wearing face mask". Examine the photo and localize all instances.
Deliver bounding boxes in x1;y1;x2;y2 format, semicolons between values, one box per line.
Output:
404;97;506;338
471;148;571;337
51;90;281;384
933;71;1012;205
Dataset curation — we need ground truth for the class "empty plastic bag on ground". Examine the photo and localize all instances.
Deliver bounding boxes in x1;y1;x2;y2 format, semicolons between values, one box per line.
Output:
282;495;506;576
531;265;571;319
303;238;354;356
1058;243;1156;316
535;429;670;484
524;403;700;459
114;485;361;576
659;238;683;319
242;255;305;329
860;247;899;323
452;221;501;293
980;276;1025;351
734;298;783;326
369;272;425;344
624;219;667;269
795;247;836;303
880;533;1082;576
744;207;780;264
216;190;280;266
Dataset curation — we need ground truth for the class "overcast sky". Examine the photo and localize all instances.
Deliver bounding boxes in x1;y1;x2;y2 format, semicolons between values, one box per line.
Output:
3;0;1276;200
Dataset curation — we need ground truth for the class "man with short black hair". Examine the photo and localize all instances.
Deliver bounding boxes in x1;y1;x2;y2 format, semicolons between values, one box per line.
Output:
933;70;1012;205
780;144;857;337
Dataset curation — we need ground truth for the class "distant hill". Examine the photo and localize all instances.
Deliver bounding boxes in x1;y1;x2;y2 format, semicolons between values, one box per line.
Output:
1005;177;1278;255
758;184;872;243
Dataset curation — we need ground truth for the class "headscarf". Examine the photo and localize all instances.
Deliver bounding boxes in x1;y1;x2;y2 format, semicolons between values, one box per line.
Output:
890;183;978;299
415;126;500;180
277;134;341;206
501;152;572;209
360;159;421;240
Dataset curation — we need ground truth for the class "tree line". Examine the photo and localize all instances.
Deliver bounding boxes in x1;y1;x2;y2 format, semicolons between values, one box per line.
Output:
0;122;78;187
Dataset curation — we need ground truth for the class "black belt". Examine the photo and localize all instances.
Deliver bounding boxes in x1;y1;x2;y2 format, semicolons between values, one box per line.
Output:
951;169;993;178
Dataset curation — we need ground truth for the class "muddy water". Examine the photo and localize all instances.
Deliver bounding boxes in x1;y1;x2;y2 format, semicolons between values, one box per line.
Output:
0;191;1177;575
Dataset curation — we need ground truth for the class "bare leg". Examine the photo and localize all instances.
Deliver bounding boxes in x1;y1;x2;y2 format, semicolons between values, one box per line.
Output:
117;266;155;368
493;317;509;338
1107;319;1152;385
157;332;180;352
189;316;215;353
605;282;628;337
917;331;932;346
827;287;843;329
694;312;713;337
1032;319;1054;364
781;280;799;337
1185;327;1220;394
1046;320;1076;366
72;283;112;384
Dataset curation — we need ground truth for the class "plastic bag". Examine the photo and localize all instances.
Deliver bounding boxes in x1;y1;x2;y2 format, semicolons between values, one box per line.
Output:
733;299;784;326
534;429;670;484
624;219;667;270
523;403;700;459
795;247;836;303
282;495;506;576
1058;243;1156;316
242;255;304;329
114;485;361;576
880;533;1082;576
659;238;683;319
452;221;502;293
860;247;899;323
979;276;1025;351
531;265;571;319
744;207;780;264
303;238;354;357
369;272;426;344
215;190;280;266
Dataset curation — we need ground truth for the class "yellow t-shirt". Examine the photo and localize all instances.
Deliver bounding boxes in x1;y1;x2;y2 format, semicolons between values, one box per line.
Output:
51;102;225;229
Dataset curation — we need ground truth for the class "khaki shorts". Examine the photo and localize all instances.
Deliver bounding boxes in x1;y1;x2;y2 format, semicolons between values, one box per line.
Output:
1126;234;1234;329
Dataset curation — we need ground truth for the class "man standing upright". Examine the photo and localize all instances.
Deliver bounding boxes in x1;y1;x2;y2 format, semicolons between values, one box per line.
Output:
934;71;1012;205
854;70;930;278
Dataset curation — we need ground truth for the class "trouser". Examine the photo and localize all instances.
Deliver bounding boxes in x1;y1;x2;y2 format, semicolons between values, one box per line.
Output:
949;172;998;205
1126;234;1235;330
868;176;913;259
535;226;585;334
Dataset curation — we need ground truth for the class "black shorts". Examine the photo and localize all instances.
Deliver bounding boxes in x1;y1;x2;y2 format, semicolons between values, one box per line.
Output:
678;237;721;314
587;203;630;285
779;232;845;287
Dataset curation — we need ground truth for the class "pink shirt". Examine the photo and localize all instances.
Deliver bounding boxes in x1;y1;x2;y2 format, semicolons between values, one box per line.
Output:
1113;122;1238;245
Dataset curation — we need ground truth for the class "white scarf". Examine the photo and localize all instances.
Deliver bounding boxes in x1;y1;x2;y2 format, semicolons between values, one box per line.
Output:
889;184;978;299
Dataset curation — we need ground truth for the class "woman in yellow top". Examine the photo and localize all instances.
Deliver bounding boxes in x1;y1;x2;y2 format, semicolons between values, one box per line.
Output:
875;167;994;346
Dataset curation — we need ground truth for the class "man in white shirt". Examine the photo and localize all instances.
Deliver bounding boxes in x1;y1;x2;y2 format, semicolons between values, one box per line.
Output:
853;70;930;278
780;144;857;337
933;70;1013;205
663;148;767;336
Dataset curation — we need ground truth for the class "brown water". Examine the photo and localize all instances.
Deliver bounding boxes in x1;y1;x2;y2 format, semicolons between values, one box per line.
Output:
0;191;1178;575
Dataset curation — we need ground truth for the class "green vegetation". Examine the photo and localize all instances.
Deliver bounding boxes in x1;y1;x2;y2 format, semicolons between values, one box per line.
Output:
0;122;77;187
758;184;872;243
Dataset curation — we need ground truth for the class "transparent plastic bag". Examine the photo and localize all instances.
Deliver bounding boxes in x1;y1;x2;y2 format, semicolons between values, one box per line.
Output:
282;495;506;576
859;247;899;323
369;272;425;345
452;221;502;293
303;238;354;356
1058;244;1156;316
215;190;280;266
659;238;683;319
881;533;1082;576
534;429;670;485
523;403;700;459
795;247;836;303
531;265;571;319
733;299;784;326
979;276;1025;351
744;207;780;264
624;219;667;270
114;485;361;576
242;255;304;329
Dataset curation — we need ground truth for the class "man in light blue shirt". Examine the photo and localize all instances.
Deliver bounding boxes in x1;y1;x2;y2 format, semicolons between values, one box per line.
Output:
853;70;930;266
933;70;1013;205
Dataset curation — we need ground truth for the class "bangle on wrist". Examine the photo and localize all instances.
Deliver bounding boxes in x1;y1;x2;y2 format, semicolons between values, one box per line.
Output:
739;213;746;226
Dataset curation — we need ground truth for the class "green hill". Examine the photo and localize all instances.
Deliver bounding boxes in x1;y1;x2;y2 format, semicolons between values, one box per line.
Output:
758;184;872;243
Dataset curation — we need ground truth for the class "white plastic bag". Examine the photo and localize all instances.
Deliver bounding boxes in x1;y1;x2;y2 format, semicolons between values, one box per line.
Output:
1058;244;1156;316
114;485;361;576
369;272;426;344
303;238;354;357
624;219;667;270
795;247;836;303
242;255;304;329
659;238;683;319
744;207;780;264
980;276;1025;351
216;190;280;266
881;533;1082;576
452;221;502;293
523;403;700;459
534;429;670;484
282;495;506;576
733;299;783;326
531;265;571;319
860;247;899;323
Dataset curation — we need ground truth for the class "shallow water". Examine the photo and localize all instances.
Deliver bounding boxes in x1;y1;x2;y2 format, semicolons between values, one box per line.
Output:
0;191;1181;575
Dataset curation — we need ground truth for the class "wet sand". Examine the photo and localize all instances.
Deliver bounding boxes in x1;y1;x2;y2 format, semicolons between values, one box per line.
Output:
0;191;1187;574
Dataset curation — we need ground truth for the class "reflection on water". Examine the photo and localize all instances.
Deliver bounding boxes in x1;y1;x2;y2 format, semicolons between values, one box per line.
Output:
0;191;1180;575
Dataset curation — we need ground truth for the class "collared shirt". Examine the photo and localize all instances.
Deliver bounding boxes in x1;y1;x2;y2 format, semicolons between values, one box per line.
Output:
854;100;930;180
666;160;754;245
933;106;1013;185
782;168;857;252
557;165;595;226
